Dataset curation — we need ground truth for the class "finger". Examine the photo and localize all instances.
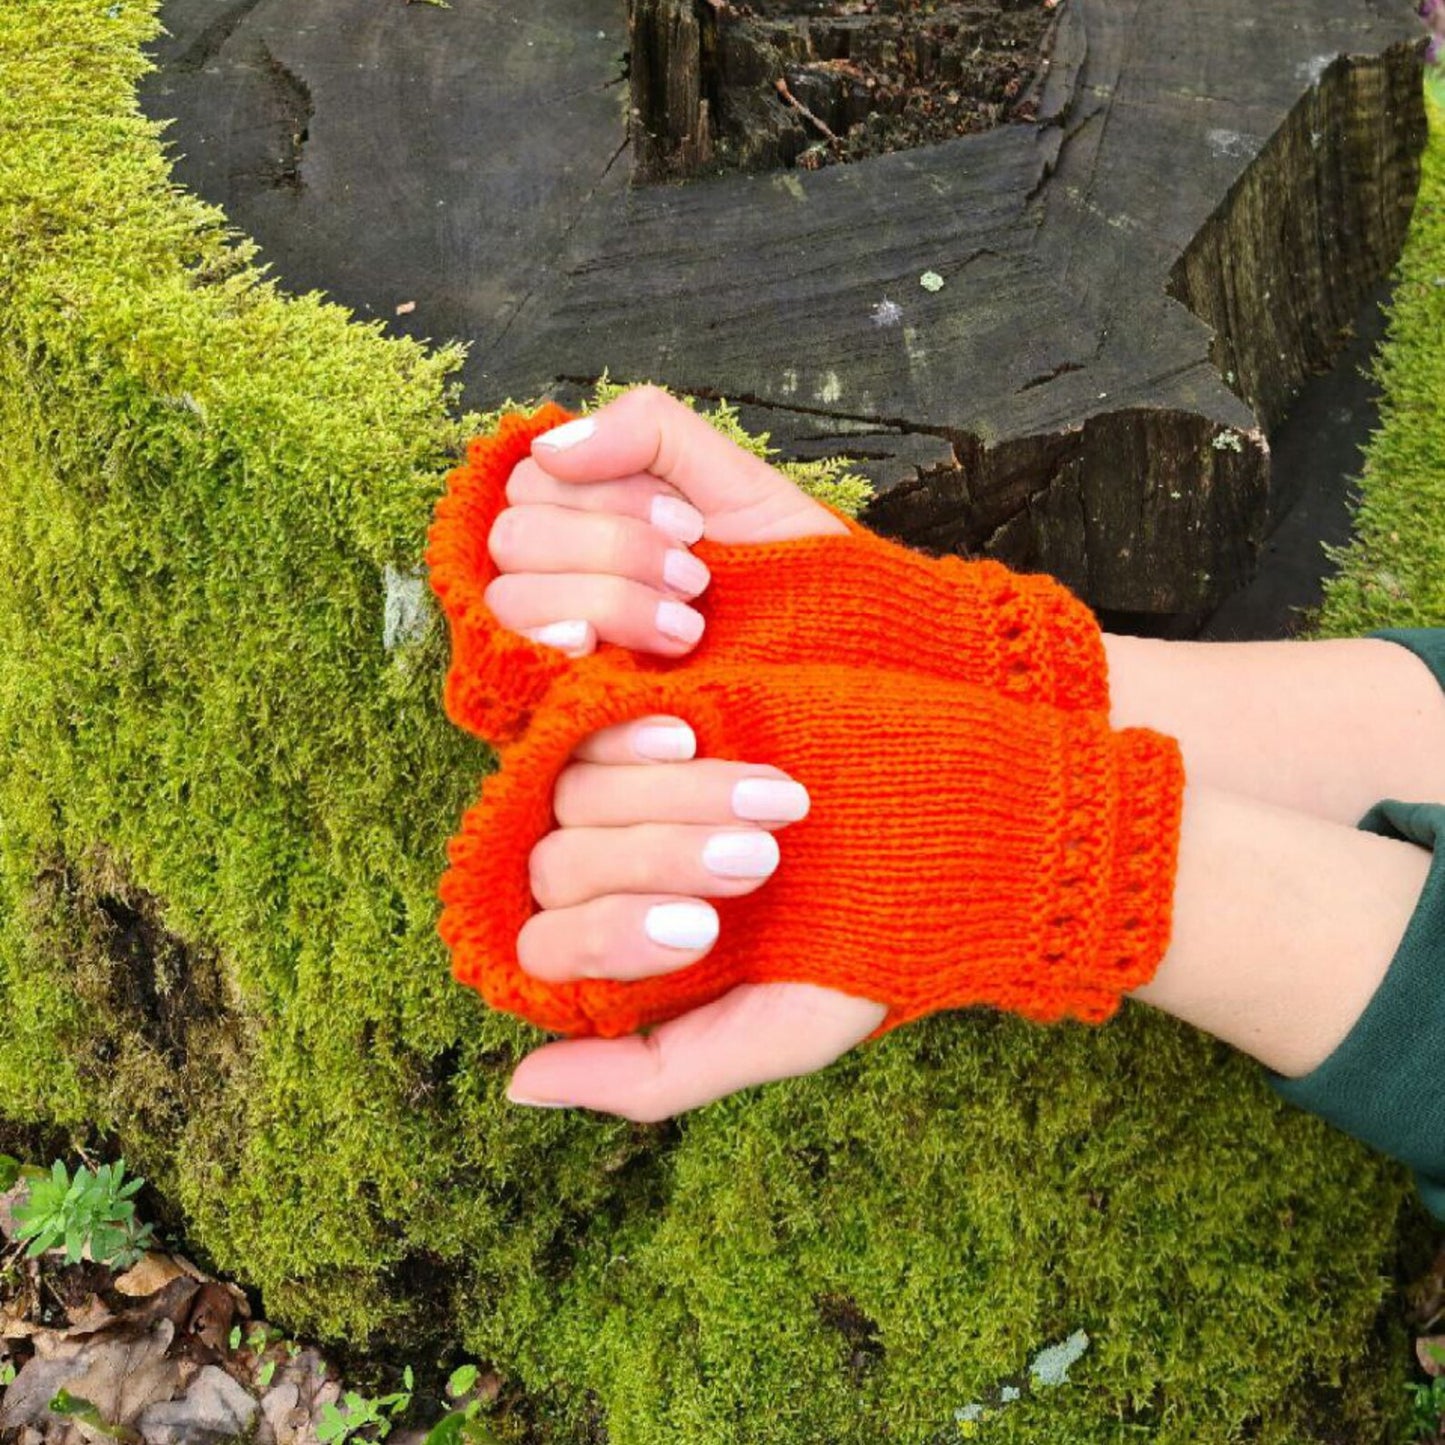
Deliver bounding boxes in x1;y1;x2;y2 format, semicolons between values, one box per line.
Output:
507;458;706;545
554;759;809;830
571;716;698;765
530;387;848;543
519;619;597;658
507;983;886;1121
528;823;781;911
484;572;706;656
487;503;712;599
516;893;720;983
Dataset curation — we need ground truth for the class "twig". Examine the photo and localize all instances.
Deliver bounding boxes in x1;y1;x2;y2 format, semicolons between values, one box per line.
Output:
774;77;841;144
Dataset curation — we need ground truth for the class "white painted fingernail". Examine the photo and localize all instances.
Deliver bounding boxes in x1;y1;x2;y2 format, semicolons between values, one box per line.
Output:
702;831;780;879
663;549;711;597
644;902;720;951
533;416;596;450
651;495;706;545
732;779;811;823
524;619;591;655
508;1091;570;1109
633;723;697;761
656;599;705;644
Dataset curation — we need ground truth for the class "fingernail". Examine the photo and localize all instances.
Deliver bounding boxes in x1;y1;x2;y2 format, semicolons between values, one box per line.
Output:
702;831;780;879
533;416;597;450
508;1091;571;1109
644;902;720;951
524;619;591;655
633;723;697;761
656;599;705;645
732;779;811;823
651;495;706;545
663;549;711;597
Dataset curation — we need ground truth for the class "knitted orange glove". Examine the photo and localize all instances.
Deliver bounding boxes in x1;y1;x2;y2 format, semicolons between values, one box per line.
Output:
429;405;1182;1038
426;406;1108;747
434;650;1184;1038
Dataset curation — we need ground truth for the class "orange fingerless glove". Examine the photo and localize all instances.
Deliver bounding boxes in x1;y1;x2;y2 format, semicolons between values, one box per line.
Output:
426;405;1108;747
428;407;1185;1038
435;654;1184;1037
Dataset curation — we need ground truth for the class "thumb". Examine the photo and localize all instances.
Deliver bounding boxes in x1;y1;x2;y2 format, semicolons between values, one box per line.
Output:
506;982;884;1121
530;385;849;545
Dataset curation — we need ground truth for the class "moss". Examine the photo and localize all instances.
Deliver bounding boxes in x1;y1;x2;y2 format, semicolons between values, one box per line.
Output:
1316;88;1445;640
0;1;1431;1441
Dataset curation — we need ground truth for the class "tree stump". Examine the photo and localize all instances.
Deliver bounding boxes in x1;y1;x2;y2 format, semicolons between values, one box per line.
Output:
142;0;1427;620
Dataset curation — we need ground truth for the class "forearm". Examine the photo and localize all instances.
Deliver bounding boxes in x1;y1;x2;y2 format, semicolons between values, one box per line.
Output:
1130;781;1432;1077
1104;635;1445;822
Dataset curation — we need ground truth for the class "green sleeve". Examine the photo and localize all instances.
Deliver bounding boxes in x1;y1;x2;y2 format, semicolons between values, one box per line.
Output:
1267;629;1445;1220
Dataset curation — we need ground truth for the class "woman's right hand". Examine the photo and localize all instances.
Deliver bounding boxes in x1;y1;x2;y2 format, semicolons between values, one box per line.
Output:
504;713;886;1121
483;385;847;659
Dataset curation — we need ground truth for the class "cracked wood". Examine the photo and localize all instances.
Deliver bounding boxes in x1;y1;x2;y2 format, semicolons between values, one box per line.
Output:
141;0;1425;618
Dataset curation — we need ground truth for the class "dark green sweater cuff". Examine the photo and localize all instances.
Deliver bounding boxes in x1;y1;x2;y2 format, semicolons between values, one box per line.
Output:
1267;628;1445;1219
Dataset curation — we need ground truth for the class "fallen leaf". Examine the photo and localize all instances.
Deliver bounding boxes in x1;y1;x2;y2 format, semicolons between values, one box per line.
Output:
0;1321;188;1437
58;1320;190;1434
183;1285;238;1357
136;1364;258;1445
1419;1336;1445;1378
114;1256;187;1300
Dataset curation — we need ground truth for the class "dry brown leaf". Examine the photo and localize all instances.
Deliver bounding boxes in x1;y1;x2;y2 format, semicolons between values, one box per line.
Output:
182;1284;237;1358
135;1363;257;1445
166;1258;208;1285
68;1323;193;1436
1418;1335;1445;1378
114;1255;188;1299
1;1321;187;1437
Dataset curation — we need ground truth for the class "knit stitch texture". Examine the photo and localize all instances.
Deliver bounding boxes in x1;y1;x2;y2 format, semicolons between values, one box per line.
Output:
428;407;1185;1038
427;406;1110;736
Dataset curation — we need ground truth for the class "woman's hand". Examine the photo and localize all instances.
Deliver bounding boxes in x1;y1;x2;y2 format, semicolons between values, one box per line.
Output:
483;388;879;1119
507;713;885;1121
484;385;846;659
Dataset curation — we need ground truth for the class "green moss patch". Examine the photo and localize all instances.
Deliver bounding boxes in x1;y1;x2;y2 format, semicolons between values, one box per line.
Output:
0;2;1428;1441
1317;88;1445;639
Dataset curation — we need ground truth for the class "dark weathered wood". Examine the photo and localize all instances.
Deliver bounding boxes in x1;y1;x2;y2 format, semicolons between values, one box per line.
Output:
141;0;1427;619
630;0;713;179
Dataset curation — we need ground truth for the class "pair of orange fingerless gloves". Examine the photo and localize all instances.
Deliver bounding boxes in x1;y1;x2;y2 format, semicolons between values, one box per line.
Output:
428;404;1186;1040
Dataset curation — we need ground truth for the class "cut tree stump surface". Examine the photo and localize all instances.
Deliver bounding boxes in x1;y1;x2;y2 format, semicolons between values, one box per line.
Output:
140;0;1425;618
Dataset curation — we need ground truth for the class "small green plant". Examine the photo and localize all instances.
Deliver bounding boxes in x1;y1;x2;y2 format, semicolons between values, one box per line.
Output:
1;1359;17;1388
0;1154;19;1192
316;1367;414;1445
1408;1375;1445;1440
11;1160;154;1268
48;1389;138;1443
420;1365;500;1445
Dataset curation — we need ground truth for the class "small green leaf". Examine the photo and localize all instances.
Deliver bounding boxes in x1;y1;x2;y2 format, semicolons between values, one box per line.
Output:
258;1361;276;1389
446;1365;479;1400
0;1154;20;1191
423;1414;466;1445
229;1326;242;1352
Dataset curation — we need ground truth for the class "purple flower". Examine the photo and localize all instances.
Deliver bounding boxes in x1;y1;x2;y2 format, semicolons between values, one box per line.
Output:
1429;34;1443;65
1422;0;1440;20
